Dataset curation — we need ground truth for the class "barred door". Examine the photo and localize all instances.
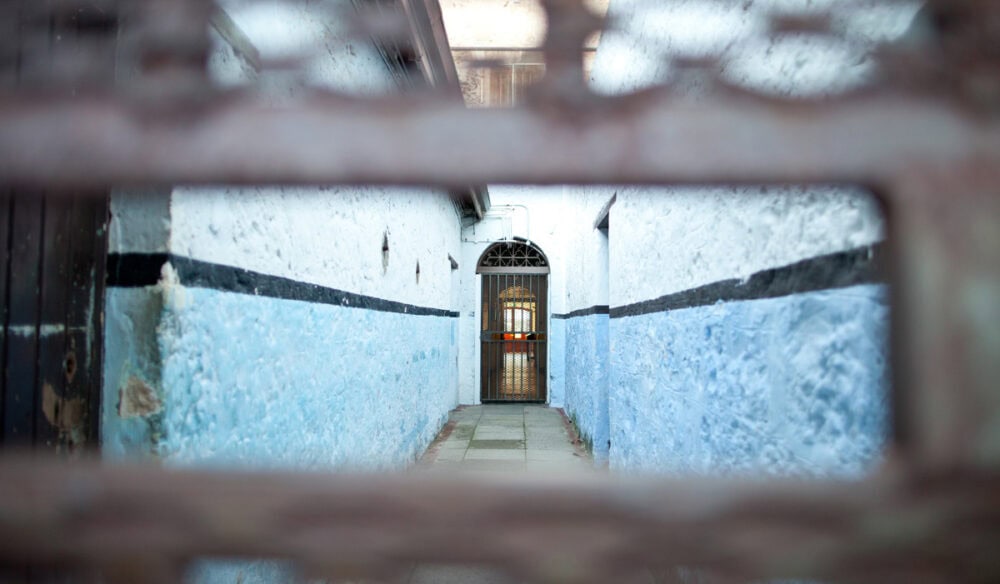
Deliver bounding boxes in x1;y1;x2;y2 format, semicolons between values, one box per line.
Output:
478;241;549;402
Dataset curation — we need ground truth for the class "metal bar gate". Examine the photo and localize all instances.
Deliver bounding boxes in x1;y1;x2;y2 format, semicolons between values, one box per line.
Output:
481;273;548;402
0;0;999;582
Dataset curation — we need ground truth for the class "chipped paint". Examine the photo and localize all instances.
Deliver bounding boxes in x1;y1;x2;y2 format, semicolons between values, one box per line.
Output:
118;376;162;419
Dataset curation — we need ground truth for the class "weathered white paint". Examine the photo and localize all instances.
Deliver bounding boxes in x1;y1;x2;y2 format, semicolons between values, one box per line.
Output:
171;186;462;310
609;186;884;306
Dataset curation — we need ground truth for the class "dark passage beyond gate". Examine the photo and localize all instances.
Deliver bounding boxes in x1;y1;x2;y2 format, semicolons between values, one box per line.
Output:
478;241;549;402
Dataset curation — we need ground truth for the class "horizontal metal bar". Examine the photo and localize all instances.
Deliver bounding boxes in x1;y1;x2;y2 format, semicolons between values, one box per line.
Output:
0;457;997;583
478;267;551;274
0;90;997;189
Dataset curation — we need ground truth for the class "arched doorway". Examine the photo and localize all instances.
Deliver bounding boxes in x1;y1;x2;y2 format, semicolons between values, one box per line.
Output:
477;239;549;402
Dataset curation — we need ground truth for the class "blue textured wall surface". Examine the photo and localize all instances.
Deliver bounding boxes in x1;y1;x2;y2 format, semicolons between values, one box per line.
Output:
609;284;890;477
102;288;165;459
156;287;455;469
564;315;610;462
547;318;566;407
104;285;457;470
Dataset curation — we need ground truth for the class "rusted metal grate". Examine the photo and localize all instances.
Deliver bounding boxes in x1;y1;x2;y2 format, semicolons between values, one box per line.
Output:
0;0;999;582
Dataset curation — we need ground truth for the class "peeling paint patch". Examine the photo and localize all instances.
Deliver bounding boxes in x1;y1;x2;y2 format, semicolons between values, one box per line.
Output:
42;382;85;432
156;262;187;310
119;376;162;419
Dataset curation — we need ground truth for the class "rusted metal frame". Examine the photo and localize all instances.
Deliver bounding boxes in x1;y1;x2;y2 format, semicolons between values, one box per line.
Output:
888;163;1000;470
0;458;998;583
0;90;997;188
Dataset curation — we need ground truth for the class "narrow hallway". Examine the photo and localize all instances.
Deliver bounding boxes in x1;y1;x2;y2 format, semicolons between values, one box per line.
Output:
419;405;592;474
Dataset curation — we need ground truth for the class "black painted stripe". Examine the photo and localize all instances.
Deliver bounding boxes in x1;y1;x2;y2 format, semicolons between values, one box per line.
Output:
107;253;460;318
552;305;610;320
609;243;886;319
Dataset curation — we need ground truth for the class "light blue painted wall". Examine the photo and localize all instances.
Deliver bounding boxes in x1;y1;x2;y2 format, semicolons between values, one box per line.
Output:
102;287;165;459
547;317;566;408
609;284;890;478
564;314;610;463
151;287;456;470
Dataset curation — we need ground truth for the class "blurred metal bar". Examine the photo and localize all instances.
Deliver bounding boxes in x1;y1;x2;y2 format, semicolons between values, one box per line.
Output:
0;457;998;583
0;91;997;189
890;164;1000;470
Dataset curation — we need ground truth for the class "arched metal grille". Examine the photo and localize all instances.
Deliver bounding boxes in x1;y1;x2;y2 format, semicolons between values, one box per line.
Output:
477;240;549;274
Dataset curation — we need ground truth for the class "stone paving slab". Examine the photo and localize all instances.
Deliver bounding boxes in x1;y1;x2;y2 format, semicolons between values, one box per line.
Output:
469;439;524;450
438;439;470;450
478;417;524;427
434;449;468;463
474;431;524;441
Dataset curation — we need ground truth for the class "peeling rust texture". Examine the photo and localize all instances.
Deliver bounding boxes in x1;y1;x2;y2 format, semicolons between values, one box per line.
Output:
0;0;999;581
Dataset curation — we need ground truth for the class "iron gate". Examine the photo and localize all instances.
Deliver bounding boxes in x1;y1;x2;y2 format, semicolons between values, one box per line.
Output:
480;273;548;402
478;240;549;402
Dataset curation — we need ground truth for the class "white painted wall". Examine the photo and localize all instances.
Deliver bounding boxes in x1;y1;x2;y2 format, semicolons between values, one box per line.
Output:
171;186;462;311
609;186;884;305
560;187;612;312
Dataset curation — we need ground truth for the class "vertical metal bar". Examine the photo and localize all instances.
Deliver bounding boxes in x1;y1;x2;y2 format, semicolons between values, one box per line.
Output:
522;274;527;402
498;272;503;401
492;273;497;402
533;275;539;401
481;274;486;402
503;272;508;401
488;274;493;402
526;275;531;400
891;165;1000;469
540;274;547;402
508;272;512;402
479;274;489;402
489;273;493;402
523;275;529;401
519;275;524;401
493;273;498;402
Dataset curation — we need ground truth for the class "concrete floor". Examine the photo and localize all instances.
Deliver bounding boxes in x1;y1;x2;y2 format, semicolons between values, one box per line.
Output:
403;404;594;584
419;404;591;474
